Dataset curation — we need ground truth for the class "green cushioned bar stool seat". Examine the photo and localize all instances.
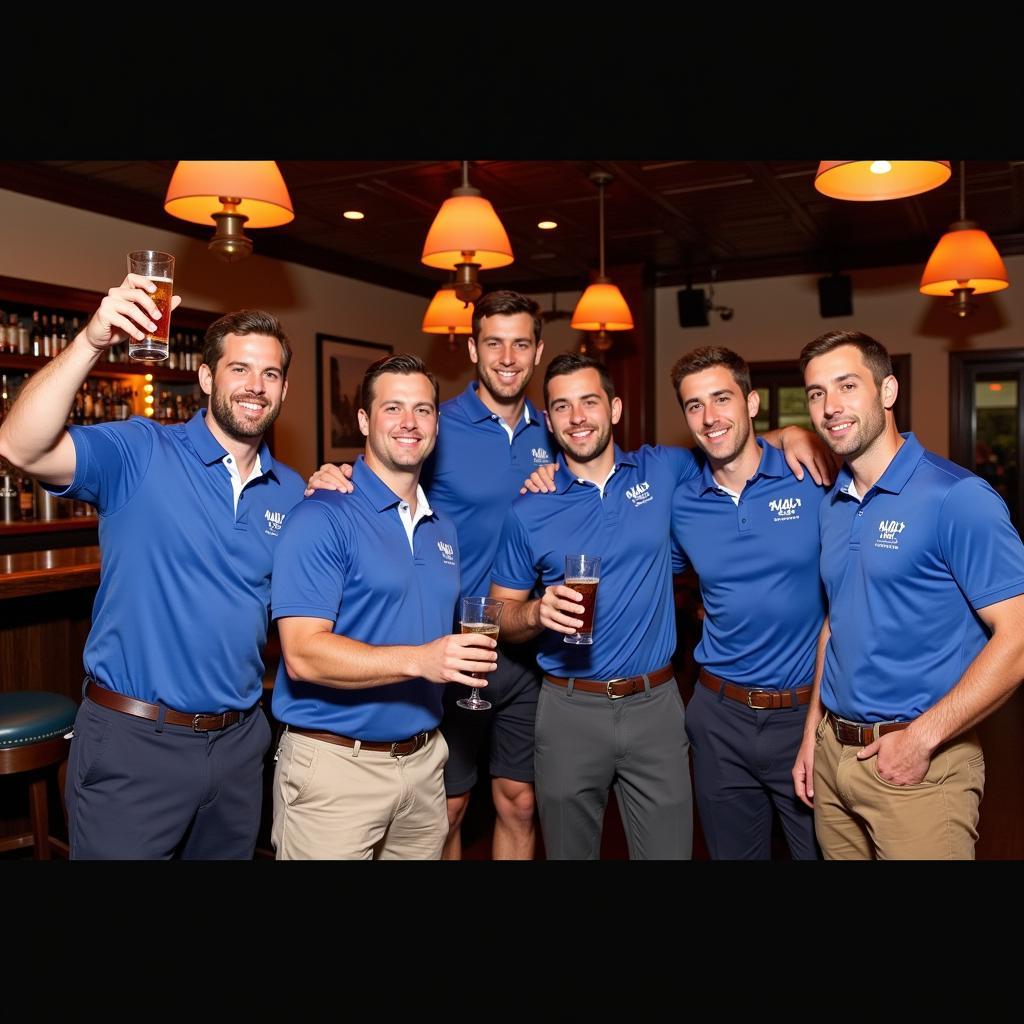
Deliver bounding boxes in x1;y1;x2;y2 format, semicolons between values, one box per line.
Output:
0;692;78;859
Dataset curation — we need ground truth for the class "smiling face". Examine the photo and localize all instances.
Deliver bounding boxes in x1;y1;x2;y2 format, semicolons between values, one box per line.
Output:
678;364;759;467
468;311;544;405
199;333;288;441
357;371;438;474
545;367;622;466
803;343;896;461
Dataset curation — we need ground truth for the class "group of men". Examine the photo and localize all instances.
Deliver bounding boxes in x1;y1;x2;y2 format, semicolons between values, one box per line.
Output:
1;273;1021;861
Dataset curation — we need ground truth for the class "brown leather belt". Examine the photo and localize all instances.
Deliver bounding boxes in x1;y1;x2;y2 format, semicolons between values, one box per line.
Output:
699;668;812;710
85;679;253;732
825;710;912;746
289;725;435;757
543;663;674;700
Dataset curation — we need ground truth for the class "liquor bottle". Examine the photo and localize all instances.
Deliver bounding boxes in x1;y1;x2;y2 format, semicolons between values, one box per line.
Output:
58;315;69;352
0;456;19;523
30;310;43;357
18;467;35;520
0;373;10;422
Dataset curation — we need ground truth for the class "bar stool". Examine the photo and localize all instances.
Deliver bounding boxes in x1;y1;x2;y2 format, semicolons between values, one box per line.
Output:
0;691;77;859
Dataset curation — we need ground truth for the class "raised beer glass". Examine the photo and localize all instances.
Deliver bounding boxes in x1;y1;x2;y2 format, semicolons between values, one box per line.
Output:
126;250;175;361
456;596;503;711
564;553;601;645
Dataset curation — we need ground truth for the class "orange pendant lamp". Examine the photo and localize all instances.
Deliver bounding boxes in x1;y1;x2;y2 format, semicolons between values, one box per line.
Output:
164;161;294;262
814;160;951;201
422;161;513;304
422;283;474;349
571;171;634;353
920;162;1009;317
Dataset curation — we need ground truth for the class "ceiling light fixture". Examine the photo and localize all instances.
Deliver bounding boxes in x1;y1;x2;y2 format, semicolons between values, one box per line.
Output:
163;161;294;262
421;161;513;305
814;160;951;201
421;282;474;350
920;161;1009;318
571;171;634;353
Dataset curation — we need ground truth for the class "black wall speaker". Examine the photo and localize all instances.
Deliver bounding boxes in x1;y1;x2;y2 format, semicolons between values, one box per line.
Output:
678;288;709;328
818;274;853;318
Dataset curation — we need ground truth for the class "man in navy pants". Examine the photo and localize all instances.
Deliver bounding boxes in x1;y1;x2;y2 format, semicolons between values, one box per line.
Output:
0;277;305;858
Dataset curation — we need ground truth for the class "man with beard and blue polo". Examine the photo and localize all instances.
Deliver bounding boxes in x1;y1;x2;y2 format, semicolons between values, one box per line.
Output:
0;280;304;859
269;355;498;860
793;329;1024;859
490;353;698;859
670;346;826;860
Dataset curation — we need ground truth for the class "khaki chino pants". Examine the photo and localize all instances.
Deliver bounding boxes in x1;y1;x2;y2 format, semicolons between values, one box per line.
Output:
812;714;984;860
272;728;449;860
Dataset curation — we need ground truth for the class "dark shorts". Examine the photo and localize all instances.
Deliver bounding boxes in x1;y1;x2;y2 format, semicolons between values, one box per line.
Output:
440;641;541;795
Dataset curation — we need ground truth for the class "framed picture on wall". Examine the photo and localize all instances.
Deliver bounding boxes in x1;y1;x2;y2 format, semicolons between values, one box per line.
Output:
316;334;393;465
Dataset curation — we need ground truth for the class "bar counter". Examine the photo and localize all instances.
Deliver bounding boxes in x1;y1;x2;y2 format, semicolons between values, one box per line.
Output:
0;545;101;600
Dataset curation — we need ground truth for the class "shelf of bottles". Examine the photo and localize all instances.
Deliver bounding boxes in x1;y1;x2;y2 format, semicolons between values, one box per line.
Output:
0;275;215;528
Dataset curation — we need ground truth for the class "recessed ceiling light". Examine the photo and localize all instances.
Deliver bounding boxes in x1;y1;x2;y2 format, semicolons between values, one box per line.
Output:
343;210;365;220
537;220;558;230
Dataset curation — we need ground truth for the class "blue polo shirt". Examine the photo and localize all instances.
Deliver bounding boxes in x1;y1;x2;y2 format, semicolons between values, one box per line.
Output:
271;456;461;740
671;439;827;688
422;381;554;602
820;432;1024;722
492;444;699;679
49;410;305;712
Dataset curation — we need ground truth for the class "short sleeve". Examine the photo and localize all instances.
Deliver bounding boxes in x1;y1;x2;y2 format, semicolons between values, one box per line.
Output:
490;506;539;591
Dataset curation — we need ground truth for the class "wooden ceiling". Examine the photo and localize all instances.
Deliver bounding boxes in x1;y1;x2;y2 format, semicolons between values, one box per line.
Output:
3;160;1023;298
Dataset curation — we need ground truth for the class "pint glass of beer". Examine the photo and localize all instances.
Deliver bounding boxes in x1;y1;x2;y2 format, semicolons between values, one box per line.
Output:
126;250;175;361
457;596;503;711
564;553;601;645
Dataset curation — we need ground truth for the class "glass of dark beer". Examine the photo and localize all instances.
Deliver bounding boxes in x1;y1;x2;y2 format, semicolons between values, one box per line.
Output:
563;553;601;645
456;596;503;711
126;250;175;361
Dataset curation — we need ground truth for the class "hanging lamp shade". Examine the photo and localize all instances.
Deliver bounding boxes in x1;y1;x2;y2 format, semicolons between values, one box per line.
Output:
164;161;294;227
814;160;951;201
570;279;634;331
421;284;474;334
421;194;514;270
919;221;1009;296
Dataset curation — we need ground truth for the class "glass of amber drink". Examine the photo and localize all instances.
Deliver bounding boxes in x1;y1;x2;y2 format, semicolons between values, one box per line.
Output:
126;250;175;361
563;554;601;645
457;596;503;711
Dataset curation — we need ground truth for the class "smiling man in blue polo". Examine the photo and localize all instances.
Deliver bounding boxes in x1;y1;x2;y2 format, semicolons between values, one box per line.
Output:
671;347;826;860
270;354;498;860
794;330;1024;859
0;279;305;859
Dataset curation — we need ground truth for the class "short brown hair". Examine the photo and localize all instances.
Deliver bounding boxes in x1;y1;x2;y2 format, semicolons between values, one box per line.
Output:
202;309;292;376
543;352;615;407
799;330;893;386
360;354;439;412
472;290;543;344
670;346;752;408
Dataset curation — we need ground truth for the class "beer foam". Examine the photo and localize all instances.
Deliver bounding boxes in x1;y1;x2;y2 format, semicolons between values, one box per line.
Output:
145;276;174;283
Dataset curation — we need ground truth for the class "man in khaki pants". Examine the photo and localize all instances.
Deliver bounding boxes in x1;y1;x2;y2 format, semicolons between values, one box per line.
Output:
268;355;497;859
793;330;1024;859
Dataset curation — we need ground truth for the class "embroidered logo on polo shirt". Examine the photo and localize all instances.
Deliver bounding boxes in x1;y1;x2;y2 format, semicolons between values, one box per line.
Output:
769;496;802;522
264;509;286;537
625;481;653;507
875;519;906;549
437;540;456;567
531;447;550;464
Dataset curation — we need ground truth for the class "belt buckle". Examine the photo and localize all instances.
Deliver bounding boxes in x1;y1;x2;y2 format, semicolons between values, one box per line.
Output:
192;714;205;733
606;678;626;700
746;688;769;709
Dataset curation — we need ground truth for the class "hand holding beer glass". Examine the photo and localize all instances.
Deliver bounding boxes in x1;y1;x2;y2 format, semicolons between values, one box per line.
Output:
126;251;175;361
563;553;601;645
457;596;504;711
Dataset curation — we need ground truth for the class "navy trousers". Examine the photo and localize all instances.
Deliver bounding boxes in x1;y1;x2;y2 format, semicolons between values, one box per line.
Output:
686;682;818;860
66;694;271;860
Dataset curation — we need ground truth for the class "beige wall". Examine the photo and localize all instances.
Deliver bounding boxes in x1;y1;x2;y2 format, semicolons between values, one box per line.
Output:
0;188;479;477
655;260;1024;457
